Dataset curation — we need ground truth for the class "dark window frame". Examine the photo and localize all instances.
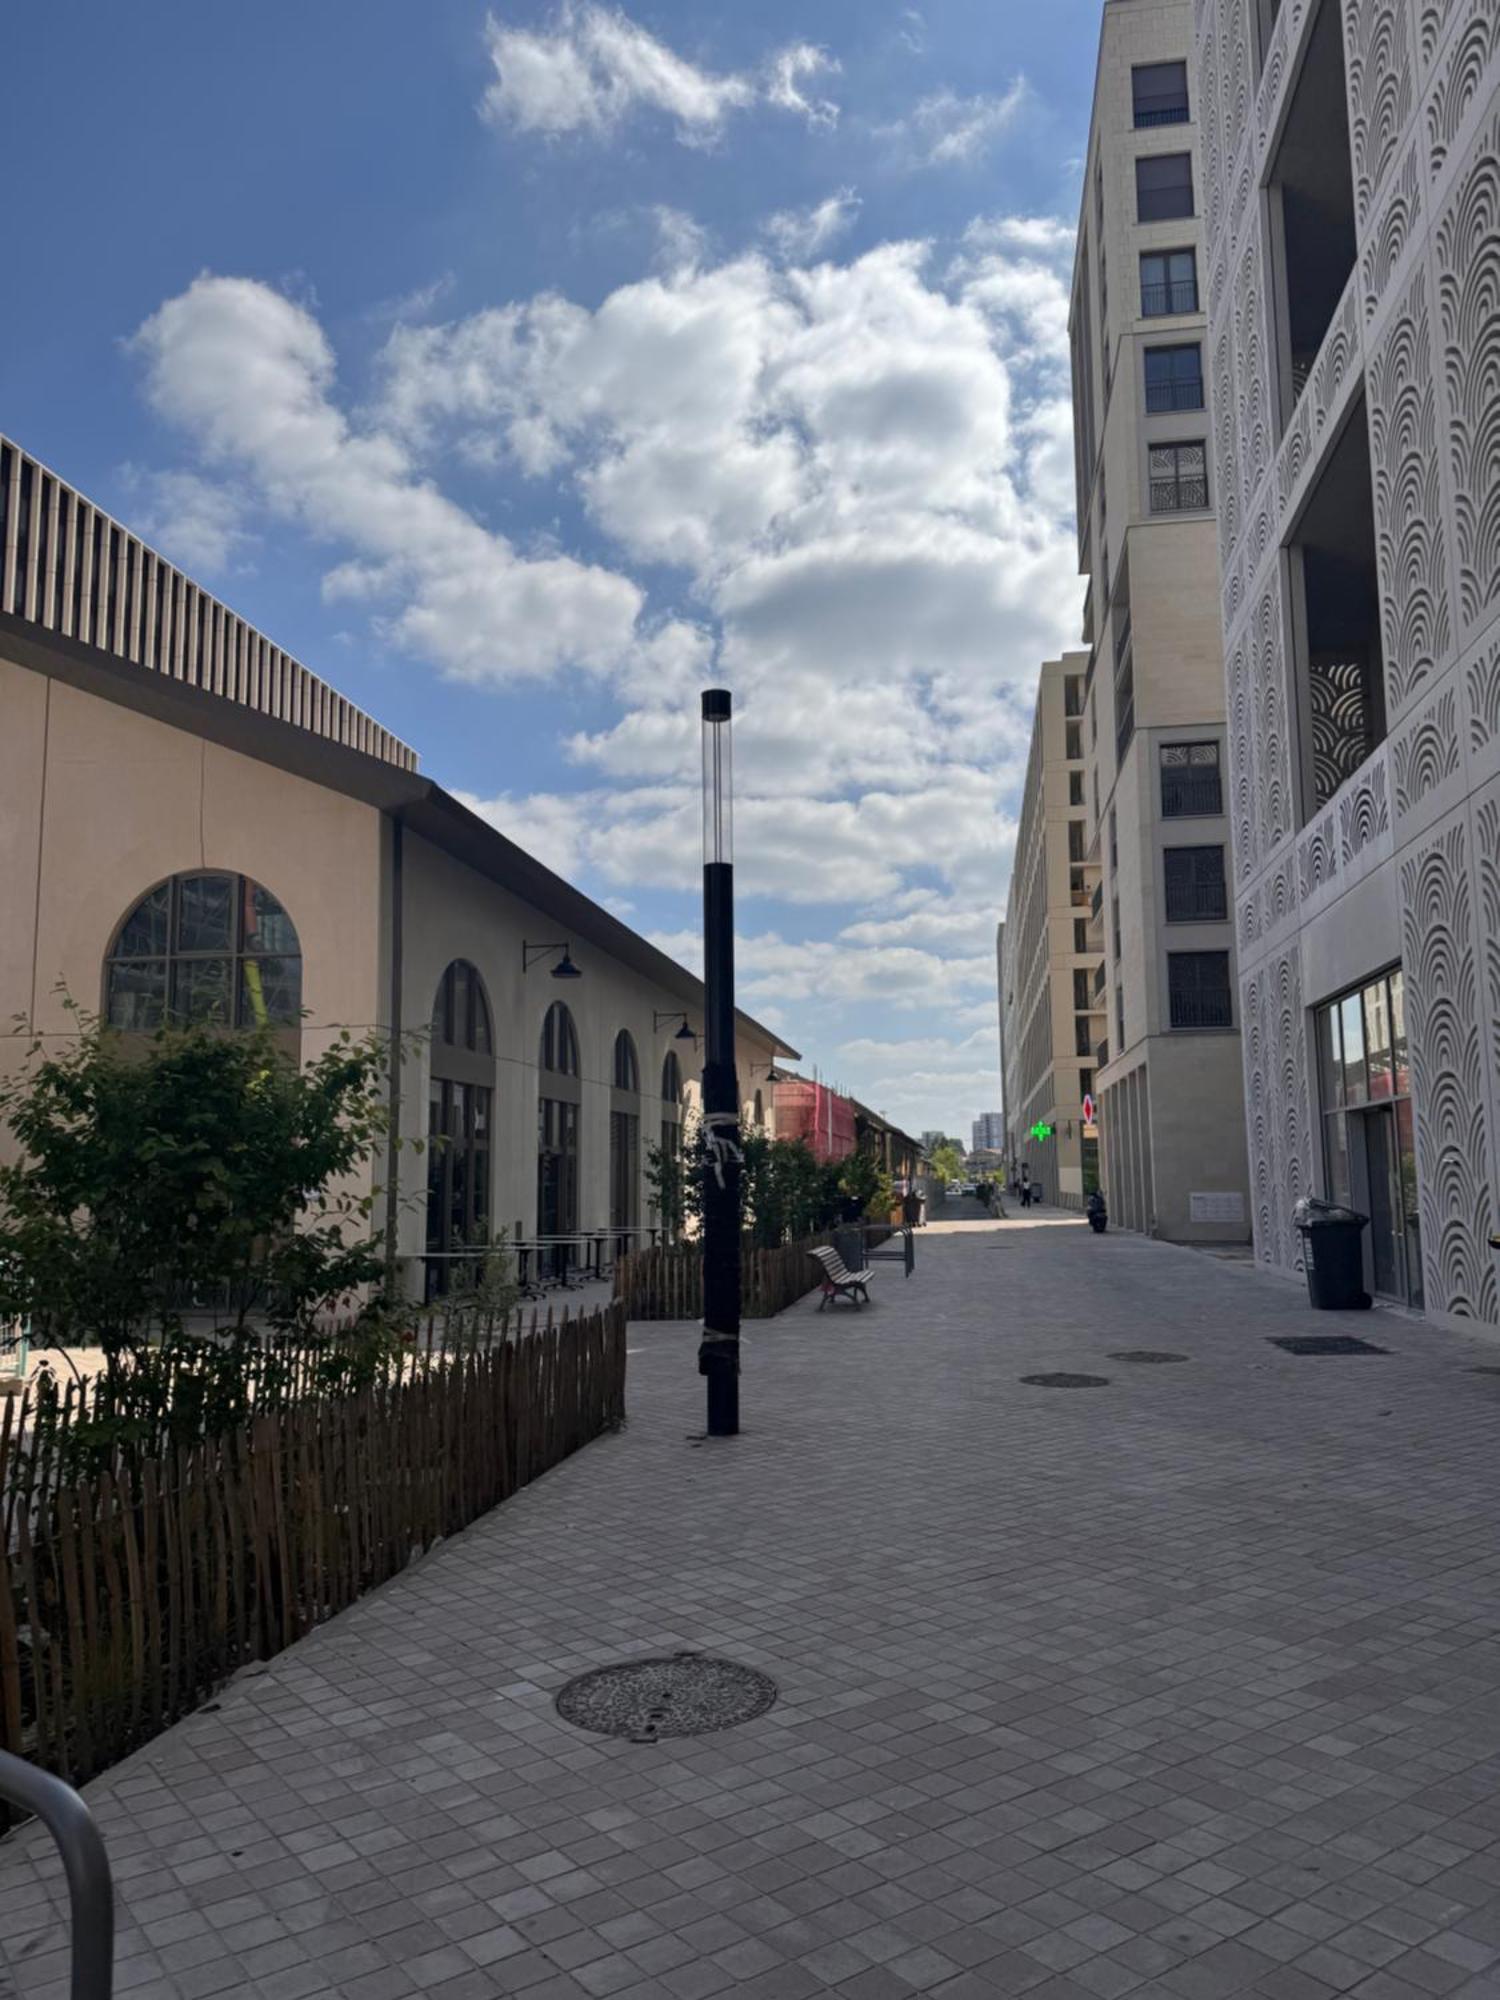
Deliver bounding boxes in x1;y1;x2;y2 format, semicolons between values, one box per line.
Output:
1161;741;1224;817
1163;845;1229;923
1149;439;1210;513
1132;60;1190;127
1144;342;1205;413
104;872;302;1034
1136;151;1195;223
1167;950;1234;1030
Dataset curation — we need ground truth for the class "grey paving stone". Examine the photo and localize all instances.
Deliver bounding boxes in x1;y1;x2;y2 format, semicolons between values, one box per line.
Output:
11;1224;1500;1998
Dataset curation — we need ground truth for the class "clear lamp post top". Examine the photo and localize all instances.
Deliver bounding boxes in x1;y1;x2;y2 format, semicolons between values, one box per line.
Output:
701;687;733;866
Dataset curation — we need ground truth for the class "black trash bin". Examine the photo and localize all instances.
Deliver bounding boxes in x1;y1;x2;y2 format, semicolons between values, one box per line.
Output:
1293;1199;1372;1309
832;1226;867;1275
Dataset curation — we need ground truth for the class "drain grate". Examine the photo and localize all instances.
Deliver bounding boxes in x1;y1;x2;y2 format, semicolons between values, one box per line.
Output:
1108;1350;1188;1364
555;1653;778;1743
1269;1335;1388;1356
1020;1372;1111;1389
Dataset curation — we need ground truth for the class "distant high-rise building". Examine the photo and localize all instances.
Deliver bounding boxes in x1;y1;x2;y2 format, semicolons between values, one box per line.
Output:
921;1129;946;1155
1001;655;1099;1212
971;1113;1006;1153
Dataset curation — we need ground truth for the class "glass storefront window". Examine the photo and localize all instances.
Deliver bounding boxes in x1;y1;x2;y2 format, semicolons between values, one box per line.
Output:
1364;979;1392;1100
1318;1004;1343;1109
1325;1112;1351;1207
1340;992;1367;1103
1395;1096;1423;1310
1390;968;1408;1096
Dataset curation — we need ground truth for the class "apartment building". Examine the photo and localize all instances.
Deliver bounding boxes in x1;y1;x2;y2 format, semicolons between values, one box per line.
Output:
1194;0;1500;1322
1069;0;1252;1241
1000;655;1101;1210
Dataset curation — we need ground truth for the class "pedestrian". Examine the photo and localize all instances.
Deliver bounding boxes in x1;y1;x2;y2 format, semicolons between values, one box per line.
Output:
1019;1161;1032;1209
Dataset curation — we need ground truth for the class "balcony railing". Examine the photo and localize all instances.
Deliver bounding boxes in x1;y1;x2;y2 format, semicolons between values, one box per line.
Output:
1165;881;1229;922
1140;281;1199;317
1135;101;1191;128
1090;881;1104;921
1168;989;1234;1030
1092;964;1107;998
1145;378;1205;414
1161;771;1224;817
1149;476;1209;512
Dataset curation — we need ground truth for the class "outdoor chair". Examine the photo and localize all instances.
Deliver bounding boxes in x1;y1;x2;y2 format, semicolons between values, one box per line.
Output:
809;1244;875;1310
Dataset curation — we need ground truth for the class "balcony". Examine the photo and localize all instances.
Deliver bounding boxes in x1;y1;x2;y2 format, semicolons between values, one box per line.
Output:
1164;879;1229;922
1090;881;1104;922
1141;278;1199;317
1144;376;1205;415
1167;988;1235;1030
1094;1039;1110;1067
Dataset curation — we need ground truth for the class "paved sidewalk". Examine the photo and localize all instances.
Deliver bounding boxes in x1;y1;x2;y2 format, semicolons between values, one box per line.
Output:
10;1218;1500;2000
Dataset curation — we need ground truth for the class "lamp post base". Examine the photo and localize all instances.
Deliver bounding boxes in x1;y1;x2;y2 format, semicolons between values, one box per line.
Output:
699;1337;740;1436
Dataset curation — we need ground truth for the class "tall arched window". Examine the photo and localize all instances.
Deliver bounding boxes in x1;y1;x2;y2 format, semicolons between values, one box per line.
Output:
538;1001;581;1276
105;872;301;1032
425;961;494;1299
610;1031;641;1252
753;1088;765;1132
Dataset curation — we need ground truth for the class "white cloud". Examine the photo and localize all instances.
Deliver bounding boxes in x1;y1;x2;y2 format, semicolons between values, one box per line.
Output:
478;8;838;144
891;79;1030;168
765;44;841;130
763;189;861;262
132;274;642;683
119;467;254;576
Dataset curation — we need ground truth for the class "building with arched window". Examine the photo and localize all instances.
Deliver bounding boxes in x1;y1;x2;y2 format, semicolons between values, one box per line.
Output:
0;435;799;1296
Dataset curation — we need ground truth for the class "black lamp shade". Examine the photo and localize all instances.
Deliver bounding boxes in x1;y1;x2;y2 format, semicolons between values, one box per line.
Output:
552;950;582;979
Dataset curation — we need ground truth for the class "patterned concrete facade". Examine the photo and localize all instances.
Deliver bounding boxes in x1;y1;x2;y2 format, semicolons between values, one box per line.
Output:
10;1222;1500;1997
1193;0;1500;1322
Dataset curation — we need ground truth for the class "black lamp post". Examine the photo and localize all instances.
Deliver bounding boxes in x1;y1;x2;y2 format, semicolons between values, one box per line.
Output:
699;688;741;1437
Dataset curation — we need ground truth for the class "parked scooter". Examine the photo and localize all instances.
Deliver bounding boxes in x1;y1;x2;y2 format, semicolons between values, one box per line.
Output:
1086;1189;1108;1234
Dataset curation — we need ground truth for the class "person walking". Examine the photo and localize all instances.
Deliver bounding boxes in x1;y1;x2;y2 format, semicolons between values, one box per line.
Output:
1019;1161;1032;1210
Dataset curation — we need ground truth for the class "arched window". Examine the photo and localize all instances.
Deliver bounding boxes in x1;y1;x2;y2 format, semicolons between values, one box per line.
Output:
610;1032;641;1250
105;872;301;1031
661;1051;682;1106
613;1031;639;1092
754;1089;765;1131
538;1001;580;1277
541;1001;579;1075
425;961;494;1299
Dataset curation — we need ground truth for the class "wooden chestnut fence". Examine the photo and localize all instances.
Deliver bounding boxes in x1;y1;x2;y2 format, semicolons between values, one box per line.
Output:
0;1300;625;1801
615;1228;891;1321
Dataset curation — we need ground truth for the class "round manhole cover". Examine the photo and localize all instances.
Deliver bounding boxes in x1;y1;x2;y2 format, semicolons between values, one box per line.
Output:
1108;1350;1188;1364
1020;1372;1111;1389
555;1653;778;1743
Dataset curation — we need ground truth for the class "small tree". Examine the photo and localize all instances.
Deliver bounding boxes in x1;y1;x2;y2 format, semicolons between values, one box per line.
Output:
0;1005;397;1370
929;1141;964;1185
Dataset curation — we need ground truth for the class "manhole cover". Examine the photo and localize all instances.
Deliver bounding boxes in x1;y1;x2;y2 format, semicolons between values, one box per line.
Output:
555;1653;778;1743
1108;1350;1188;1364
1020;1373;1111;1389
1269;1336;1387;1356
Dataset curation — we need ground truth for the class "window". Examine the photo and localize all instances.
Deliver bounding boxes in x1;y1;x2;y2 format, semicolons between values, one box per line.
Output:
1136;153;1194;223
1144;344;1204;413
1073;969;1092;1011
613;1030;640;1092
1068;819;1086;864
1164;846;1228;922
1168;951;1233;1029
1161;742;1223;817
426;960;494;1299
1065;721;1083;761
1074;918;1088;953
431;959;491;1054
1069;770;1084;806
541;1000;580;1075
1079;1070;1093;1102
105;873;301;1031
1116;985;1125;1049
1133;60;1189;127
1140;250;1198;316
1149;441;1209;512
661;1051;682;1104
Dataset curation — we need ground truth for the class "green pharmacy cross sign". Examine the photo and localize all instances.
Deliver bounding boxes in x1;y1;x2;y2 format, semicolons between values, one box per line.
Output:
1028;1121;1054;1142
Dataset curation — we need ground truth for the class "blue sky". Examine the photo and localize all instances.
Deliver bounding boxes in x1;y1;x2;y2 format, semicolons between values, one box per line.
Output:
5;0;1105;1138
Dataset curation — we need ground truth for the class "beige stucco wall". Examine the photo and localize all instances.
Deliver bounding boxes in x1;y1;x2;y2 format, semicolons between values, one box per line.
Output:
0;650;385;1105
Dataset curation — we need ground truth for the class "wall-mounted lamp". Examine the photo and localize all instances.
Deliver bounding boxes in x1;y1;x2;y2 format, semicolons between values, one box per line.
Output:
654;1010;698;1040
523;939;582;979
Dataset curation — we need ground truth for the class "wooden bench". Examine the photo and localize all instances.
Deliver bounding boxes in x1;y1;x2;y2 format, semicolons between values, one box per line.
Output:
809;1244;875;1310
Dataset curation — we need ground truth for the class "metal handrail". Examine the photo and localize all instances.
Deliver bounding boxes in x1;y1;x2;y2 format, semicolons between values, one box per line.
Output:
0;1750;113;1998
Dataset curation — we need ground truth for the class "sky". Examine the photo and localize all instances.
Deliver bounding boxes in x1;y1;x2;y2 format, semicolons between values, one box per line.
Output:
5;0;1105;1141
